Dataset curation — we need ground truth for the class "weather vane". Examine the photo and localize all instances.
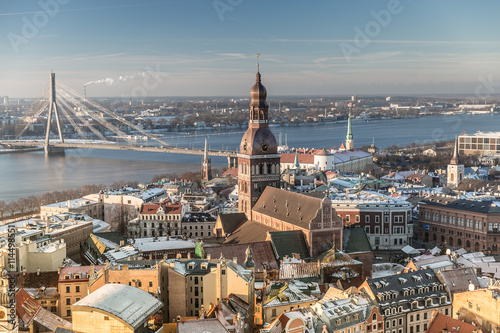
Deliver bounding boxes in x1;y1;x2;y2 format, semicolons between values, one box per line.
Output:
256;53;260;71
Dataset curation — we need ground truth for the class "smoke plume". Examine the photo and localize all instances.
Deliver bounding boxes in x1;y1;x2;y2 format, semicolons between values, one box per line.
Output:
84;72;148;86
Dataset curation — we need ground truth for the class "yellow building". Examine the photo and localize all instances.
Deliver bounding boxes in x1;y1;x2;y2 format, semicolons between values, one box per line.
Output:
454;284;500;332
72;284;162;333
59;265;105;320
159;253;255;323
262;280;319;324
88;263;159;297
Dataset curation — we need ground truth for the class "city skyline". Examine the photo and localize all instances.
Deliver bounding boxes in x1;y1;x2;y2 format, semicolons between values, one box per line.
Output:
2;0;500;98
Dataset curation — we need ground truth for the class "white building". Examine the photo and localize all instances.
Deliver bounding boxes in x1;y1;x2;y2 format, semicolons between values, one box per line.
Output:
330;190;413;250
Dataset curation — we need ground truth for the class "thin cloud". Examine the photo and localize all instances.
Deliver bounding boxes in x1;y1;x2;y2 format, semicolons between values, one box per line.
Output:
273;38;500;45
0;1;198;16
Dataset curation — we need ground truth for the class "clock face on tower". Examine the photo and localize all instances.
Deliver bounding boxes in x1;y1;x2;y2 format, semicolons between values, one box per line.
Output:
261;142;269;153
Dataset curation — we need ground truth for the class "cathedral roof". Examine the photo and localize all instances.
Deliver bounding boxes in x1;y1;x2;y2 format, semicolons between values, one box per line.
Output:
252;187;330;230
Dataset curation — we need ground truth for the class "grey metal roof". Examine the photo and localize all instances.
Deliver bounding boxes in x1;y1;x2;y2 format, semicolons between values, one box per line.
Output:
73;284;162;329
420;196;500;214
365;268;450;315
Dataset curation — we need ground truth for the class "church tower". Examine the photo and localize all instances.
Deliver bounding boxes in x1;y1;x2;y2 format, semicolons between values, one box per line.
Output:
447;136;464;187
238;68;281;218
201;137;212;181
345;112;354;150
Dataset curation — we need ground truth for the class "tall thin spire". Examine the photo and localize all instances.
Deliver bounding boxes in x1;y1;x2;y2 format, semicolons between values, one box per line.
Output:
346;112;353;140
450;135;460;165
345;112;353;150
202;136;211;181
294;150;300;169
204;137;208;160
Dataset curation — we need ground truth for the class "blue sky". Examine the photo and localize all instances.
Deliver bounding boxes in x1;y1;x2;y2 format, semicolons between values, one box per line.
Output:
1;0;500;97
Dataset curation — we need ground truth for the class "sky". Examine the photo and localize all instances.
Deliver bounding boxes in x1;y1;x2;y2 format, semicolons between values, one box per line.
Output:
1;0;500;98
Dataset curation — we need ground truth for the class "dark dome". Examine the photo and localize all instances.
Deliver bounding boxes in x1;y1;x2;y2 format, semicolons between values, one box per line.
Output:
240;127;277;155
250;72;267;108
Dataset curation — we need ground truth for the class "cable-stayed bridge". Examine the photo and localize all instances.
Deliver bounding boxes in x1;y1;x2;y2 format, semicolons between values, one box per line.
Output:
0;73;238;166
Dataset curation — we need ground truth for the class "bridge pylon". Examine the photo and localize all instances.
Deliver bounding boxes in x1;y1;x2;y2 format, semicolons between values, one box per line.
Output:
44;72;65;155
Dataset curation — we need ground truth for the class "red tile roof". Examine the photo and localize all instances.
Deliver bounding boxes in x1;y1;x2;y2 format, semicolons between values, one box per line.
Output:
59;265;105;282
140;204;182;215
280;153;315;164
206;241;279;271
16;288;41;328
427;312;478;333
222;168;238;178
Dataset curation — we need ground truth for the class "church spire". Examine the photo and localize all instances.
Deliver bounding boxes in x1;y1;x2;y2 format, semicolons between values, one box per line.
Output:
204;136;208;160
450;136;460;165
346;112;353;150
202;137;211;181
293;151;300;169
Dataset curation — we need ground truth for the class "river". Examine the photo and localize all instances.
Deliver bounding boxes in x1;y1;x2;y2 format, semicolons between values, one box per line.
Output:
1;113;499;203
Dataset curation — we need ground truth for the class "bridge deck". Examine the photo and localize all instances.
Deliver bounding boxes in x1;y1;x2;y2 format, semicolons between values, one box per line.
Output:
0;141;237;157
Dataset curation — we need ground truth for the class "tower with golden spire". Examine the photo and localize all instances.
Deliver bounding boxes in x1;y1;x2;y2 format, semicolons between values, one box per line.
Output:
238;59;281;218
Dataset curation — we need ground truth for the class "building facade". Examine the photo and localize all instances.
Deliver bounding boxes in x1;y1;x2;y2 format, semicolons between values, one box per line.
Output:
59;265;104;321
453;285;500;333
459;131;500;156
127;203;185;238
332;191;413;250
159;257;254;323
418;195;500;253
360;268;452;333
238;69;281;218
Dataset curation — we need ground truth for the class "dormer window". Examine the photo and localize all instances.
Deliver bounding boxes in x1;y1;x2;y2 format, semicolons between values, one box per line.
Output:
74;274;80;279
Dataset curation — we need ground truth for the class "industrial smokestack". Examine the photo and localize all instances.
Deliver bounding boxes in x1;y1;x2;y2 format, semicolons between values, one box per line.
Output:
83;85;87;102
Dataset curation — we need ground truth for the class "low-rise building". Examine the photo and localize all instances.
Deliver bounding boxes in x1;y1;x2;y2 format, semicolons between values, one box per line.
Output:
331;190;413;250
84;187;167;231
181;212;217;239
88;262;159;297
40;198;102;220
59;265;105;321
159;255;255;323
360;268;452;333
127;203;185;238
72;284;162;333
418;195;500;253
311;286;380;333
262;280;320;324
453;283;500;333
